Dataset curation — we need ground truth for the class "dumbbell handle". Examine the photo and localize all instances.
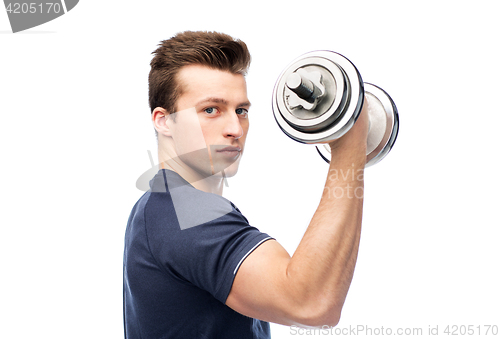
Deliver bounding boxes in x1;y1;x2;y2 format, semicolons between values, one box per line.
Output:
286;72;319;103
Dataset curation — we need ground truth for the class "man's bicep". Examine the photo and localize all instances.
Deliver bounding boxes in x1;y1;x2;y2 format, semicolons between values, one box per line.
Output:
226;239;299;326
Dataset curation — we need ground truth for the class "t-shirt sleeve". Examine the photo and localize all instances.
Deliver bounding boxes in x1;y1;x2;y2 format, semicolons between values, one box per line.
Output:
144;187;273;304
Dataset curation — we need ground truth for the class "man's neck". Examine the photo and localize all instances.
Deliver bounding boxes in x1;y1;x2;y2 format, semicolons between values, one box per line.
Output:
159;155;225;196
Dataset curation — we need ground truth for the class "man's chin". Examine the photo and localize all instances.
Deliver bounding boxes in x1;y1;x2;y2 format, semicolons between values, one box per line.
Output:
213;161;240;178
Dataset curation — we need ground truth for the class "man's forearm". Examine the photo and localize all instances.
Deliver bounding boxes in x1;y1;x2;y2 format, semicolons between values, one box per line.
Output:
285;148;365;325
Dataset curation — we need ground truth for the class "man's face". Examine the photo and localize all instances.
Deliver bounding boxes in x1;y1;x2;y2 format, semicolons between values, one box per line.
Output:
166;64;250;179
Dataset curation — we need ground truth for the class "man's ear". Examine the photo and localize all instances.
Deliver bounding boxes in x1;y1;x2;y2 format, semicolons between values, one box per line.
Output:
152;107;172;137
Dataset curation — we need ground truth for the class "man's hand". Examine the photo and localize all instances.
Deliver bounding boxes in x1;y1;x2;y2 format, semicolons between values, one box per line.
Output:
328;98;370;164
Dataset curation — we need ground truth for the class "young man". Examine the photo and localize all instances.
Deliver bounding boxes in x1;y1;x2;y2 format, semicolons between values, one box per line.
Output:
123;31;368;338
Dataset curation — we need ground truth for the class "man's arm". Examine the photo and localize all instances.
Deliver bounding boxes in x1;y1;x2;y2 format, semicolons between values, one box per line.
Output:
226;103;369;327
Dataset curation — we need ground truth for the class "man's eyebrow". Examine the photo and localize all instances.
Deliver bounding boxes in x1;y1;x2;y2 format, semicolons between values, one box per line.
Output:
195;97;251;108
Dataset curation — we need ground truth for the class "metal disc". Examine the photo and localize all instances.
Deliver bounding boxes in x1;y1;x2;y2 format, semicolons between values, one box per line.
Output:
272;50;364;144
364;83;399;166
315;83;399;167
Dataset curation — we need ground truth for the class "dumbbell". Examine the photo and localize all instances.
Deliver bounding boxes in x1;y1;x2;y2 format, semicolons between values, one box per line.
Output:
272;50;399;167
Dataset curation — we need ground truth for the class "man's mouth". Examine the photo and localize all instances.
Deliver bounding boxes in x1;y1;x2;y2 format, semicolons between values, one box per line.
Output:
215;146;241;158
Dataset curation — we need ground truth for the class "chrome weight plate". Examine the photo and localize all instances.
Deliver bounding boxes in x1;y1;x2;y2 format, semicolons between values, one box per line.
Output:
316;83;399;167
272;50;364;144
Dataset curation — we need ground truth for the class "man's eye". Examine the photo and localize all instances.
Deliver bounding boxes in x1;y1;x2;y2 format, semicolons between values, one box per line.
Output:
204;107;218;114
236;108;248;117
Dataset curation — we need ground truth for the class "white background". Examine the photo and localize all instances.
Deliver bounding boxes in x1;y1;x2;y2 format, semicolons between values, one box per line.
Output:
1;1;499;338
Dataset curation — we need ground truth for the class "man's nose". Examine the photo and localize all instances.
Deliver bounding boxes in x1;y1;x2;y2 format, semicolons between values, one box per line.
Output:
223;111;243;139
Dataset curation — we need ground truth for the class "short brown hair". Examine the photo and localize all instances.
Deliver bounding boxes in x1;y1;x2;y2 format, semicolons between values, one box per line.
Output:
149;31;251;115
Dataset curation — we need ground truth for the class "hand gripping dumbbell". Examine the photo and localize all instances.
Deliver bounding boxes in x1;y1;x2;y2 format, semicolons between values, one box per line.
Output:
272;51;399;167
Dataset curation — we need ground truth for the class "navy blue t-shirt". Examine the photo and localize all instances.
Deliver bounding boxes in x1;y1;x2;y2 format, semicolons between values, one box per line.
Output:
124;169;273;338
